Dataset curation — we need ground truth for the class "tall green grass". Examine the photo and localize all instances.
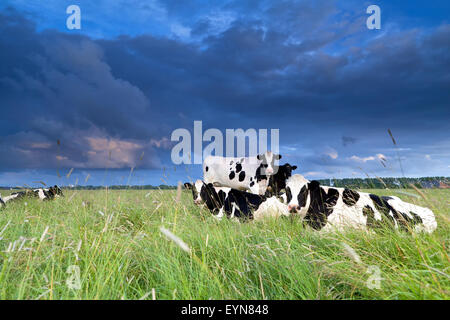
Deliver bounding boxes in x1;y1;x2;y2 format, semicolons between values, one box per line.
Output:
0;188;448;299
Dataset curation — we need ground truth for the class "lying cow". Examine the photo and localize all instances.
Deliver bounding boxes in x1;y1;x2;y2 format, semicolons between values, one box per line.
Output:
184;180;289;221
285;174;437;233
0;195;5;208
203;151;282;195
267;163;297;196
3;185;64;203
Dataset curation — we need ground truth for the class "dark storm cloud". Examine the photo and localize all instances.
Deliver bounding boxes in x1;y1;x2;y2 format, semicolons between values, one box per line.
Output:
0;3;449;181
342;136;357;147
0;9;171;170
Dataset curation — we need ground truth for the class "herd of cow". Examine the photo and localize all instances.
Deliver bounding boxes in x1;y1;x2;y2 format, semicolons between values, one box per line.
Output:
184;151;437;233
0;152;437;234
0;186;63;208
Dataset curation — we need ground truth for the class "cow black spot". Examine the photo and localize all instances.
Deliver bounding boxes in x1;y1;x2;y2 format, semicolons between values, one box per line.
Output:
205;166;209;172
250;177;253;181
362;205;379;228
303;182;339;230
286;187;292;204
250;181;255;187
236;163;242;173
369;194;421;231
224;189;263;220
369;194;396;227
409;211;423;224
343;189;360;206
229;171;235;180
298;185;308;208
238;171;246;182
230;161;234;165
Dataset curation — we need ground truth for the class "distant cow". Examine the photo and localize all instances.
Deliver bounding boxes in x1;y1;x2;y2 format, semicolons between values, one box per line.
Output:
285;174;437;233
0;195;5;208
267;163;297;196
3;186;63;203
184;180;289;221
203;151;282;195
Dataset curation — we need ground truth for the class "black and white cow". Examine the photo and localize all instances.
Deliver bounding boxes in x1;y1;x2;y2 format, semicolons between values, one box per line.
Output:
3;185;64;203
184;180;289;221
203;151;282;195
267;163;297;196
0;195;5;209
285;174;437;233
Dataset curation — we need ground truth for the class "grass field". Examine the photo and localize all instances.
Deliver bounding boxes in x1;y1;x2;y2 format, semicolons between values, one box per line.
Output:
0;187;448;300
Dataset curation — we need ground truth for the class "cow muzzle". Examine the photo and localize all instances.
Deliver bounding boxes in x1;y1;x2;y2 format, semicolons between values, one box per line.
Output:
288;204;300;214
194;198;203;205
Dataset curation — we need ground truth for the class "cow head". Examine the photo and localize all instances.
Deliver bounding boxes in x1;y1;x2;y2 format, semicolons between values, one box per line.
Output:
48;185;63;198
285;174;310;215
257;151;282;175
184;180;204;204
278;163;297;179
267;163;299;196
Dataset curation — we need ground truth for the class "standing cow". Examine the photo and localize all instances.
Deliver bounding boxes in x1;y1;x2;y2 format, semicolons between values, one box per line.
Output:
203;151;282;195
285;174;437;233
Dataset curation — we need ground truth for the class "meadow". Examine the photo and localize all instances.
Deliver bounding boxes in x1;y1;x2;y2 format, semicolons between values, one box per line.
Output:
0;187;448;300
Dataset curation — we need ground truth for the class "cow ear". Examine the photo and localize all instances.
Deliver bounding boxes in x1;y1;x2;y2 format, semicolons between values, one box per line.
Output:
275;154;282;160
257;154;261;160
184;182;192;190
292;166;297;170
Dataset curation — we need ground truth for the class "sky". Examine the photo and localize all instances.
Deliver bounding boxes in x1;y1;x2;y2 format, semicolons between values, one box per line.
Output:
0;0;449;187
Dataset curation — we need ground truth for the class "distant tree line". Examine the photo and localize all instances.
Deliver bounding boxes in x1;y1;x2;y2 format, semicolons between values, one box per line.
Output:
316;177;450;189
1;177;448;190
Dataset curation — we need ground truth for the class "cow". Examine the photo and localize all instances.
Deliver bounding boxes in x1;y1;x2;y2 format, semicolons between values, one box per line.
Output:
0;195;5;208
285;174;437;233
184;180;289;221
3;185;64;203
267;163;298;196
203;151;282;195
